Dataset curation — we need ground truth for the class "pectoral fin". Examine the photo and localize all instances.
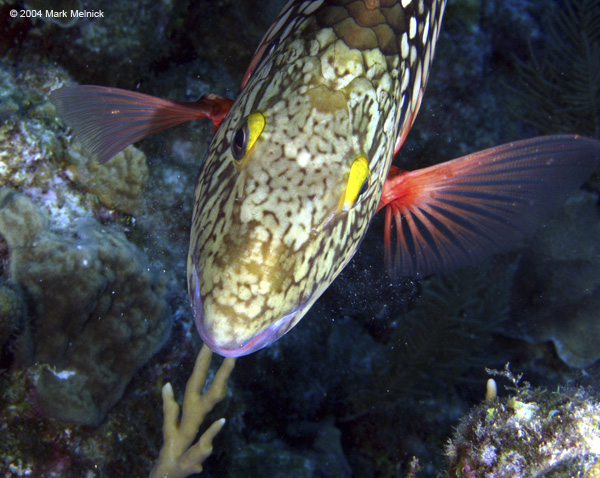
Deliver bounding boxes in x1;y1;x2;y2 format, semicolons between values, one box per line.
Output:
50;85;233;163
378;135;600;277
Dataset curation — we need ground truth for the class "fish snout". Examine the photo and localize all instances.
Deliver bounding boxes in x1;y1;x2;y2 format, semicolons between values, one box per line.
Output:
188;254;302;357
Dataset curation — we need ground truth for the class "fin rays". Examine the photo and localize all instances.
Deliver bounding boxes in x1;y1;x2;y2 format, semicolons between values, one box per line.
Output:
50;85;233;163
382;135;600;277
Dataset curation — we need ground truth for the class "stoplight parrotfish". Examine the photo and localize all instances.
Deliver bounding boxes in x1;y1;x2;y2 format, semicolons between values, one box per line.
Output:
50;0;600;357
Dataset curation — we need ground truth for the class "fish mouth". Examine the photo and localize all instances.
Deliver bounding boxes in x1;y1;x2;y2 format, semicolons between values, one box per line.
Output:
189;265;300;357
199;311;298;357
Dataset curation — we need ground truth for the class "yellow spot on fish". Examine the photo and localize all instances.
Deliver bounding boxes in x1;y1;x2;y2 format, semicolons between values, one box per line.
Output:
343;156;370;211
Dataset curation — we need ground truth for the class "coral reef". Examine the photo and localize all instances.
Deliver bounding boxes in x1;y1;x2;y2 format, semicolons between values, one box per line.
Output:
446;376;600;477
509;190;600;368
0;282;24;349
64;142;149;215
0;0;598;476
0;188;171;425
0;357;162;476
0;56;150;222
0;65;67;193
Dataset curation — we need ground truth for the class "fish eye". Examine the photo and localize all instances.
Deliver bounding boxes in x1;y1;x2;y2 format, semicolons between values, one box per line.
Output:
232;124;248;160
342;155;370;211
231;112;265;164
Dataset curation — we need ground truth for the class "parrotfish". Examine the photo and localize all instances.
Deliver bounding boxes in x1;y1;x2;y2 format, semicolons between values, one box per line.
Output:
50;0;600;357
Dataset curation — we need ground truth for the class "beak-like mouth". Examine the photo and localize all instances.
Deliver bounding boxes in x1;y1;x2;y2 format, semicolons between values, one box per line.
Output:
199;313;297;357
189;263;302;357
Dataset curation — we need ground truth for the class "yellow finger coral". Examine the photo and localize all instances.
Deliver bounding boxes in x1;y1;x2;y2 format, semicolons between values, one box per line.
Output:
150;345;235;478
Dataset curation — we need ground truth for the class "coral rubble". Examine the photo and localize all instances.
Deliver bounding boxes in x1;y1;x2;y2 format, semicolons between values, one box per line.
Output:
446;381;600;477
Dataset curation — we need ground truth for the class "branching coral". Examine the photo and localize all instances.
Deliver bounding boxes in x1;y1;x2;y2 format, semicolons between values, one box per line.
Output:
150;345;235;478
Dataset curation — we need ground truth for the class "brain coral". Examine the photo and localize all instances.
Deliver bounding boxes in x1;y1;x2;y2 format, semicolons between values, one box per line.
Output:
64;142;149;215
0;188;171;425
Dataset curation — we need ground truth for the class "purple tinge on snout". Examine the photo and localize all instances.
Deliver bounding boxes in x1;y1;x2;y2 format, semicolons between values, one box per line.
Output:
188;266;302;357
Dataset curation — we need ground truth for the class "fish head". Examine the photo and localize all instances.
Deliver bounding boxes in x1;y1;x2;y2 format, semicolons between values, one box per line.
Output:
186;0;446;356
188;67;386;357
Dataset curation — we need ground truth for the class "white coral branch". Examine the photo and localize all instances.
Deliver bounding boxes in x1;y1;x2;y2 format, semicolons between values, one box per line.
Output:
149;345;236;478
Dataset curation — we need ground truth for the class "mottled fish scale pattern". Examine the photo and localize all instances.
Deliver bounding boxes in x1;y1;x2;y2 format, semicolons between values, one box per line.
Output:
188;0;446;355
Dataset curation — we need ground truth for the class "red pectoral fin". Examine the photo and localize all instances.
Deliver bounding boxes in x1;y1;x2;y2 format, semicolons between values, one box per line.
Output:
50;85;233;163
378;135;600;277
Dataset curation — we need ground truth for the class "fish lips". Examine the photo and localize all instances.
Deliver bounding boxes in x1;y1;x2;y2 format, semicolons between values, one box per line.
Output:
189;266;301;357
